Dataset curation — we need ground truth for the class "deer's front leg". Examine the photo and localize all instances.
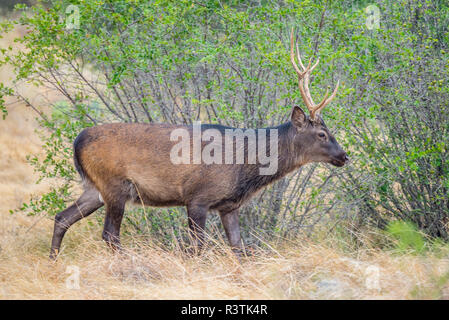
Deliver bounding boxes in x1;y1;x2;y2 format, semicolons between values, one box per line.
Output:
220;209;244;256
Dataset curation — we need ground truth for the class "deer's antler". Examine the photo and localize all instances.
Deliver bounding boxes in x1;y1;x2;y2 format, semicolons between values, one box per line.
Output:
290;27;339;121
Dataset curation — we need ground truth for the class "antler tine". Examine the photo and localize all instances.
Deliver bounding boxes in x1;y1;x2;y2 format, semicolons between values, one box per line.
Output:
309;89;329;119
290;27;309;77
313;80;340;117
310;58;320;73
298;43;320;109
296;42;308;71
302;57;321;107
297;78;314;112
296;42;318;73
303;70;315;106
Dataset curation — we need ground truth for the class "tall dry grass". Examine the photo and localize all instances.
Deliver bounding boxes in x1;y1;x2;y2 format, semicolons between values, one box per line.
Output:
1;24;449;300
2;215;449;299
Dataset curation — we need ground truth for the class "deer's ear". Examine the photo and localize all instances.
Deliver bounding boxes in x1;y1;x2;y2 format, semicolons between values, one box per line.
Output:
291;106;307;129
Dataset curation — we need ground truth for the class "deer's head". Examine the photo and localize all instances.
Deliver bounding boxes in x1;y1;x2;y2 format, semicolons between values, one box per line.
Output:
289;28;349;167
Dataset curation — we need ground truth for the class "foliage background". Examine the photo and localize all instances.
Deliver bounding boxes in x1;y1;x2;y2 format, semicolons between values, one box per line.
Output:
0;0;448;247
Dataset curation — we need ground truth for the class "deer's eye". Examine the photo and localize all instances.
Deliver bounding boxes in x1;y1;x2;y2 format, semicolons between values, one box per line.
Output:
318;132;326;138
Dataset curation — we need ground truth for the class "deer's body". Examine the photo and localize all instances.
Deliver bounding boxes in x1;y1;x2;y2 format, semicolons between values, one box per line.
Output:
74;122;294;212
49;29;349;259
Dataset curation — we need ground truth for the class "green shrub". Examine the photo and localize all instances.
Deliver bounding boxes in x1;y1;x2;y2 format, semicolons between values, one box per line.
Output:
1;0;448;244
386;221;426;254
339;0;449;239
1;0;352;243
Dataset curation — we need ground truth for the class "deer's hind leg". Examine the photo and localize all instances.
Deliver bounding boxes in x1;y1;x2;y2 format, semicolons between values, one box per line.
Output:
101;180;134;252
50;187;104;259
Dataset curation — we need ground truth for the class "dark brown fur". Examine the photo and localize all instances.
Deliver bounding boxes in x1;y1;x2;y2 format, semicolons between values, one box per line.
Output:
50;106;348;258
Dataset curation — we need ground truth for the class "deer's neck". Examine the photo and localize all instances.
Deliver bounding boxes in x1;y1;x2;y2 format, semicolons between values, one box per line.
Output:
241;122;303;193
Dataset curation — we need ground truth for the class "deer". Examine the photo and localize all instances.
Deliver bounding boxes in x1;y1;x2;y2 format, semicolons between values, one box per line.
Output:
49;29;348;260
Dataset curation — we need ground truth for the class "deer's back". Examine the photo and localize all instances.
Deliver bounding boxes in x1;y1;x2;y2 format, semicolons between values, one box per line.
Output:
74;123;241;208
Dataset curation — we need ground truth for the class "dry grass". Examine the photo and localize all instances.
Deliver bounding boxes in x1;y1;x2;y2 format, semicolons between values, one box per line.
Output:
1;26;449;300
1;213;449;299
